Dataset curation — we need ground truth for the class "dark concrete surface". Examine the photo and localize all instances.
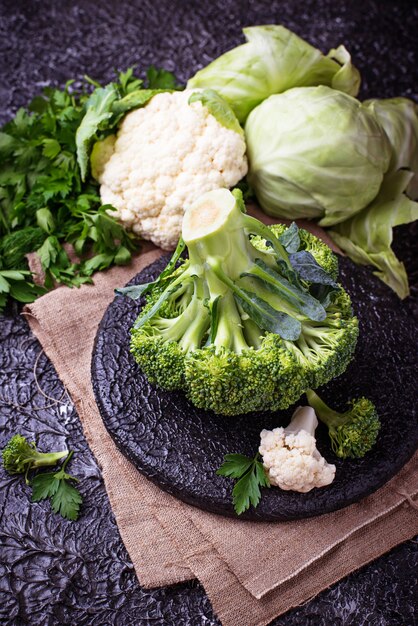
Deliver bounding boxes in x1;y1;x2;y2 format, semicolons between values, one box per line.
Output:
0;1;417;624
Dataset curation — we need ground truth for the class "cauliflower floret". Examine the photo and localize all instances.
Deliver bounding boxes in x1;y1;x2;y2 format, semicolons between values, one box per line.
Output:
259;406;336;493
95;90;248;249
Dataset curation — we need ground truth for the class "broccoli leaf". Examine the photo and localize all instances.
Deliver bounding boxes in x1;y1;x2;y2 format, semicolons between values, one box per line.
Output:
208;295;221;344
217;452;270;515
278;221;300;253
234;288;301;340
116;238;186;300
134;283;183;329
289;250;339;287
244;258;326;322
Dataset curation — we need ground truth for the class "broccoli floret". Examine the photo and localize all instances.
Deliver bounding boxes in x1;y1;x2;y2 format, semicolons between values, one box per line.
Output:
306;390;381;458
2;435;68;483
125;188;358;415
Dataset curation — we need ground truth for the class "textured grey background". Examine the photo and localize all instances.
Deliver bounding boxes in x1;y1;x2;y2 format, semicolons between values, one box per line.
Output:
0;0;417;624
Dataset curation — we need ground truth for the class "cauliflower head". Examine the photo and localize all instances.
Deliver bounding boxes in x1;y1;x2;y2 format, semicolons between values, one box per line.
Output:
95;90;248;249
259;406;336;493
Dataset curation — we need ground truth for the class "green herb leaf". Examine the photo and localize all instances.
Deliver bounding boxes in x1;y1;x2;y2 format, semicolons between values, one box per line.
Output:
36;207;55;234
50;477;82;521
216;453;253;479
31;450;83;521
146;66;180;90
32;473;60;500
217;452;270;515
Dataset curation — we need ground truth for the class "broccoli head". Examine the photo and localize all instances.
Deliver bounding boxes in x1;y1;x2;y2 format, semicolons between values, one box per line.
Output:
121;188;358;415
306;389;381;458
2;434;68;483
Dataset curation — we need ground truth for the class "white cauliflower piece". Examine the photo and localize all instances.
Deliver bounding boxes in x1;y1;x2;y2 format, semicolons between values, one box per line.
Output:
259;406;336;493
96;90;248;249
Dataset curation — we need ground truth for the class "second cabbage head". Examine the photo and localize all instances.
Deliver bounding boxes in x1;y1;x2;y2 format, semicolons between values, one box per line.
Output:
245;86;392;226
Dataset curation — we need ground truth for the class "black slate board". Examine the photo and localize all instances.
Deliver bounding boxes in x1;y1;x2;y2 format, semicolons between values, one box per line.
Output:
92;254;418;521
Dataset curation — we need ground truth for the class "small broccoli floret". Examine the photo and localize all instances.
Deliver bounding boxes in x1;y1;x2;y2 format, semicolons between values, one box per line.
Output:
122;188;358;415
2;435;68;483
306;390;381;458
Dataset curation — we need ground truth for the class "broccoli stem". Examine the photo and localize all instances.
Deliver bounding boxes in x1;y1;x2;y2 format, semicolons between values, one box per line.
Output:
305;389;348;428
212;292;249;352
31;450;69;468
183;188;256;282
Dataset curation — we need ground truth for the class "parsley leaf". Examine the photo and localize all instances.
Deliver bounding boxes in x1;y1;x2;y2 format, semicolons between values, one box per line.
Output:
32;450;82;521
217;451;270;515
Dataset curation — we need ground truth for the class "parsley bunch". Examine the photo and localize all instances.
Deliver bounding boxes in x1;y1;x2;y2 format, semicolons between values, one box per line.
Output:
0;66;178;313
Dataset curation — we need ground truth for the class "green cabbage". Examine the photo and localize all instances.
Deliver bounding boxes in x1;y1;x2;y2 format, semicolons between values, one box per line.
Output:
364;97;418;199
187;25;360;123
329;170;418;299
245;86;391;225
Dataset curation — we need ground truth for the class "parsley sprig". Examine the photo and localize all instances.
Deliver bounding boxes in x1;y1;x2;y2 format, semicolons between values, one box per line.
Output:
217;452;270;515
32;450;82;521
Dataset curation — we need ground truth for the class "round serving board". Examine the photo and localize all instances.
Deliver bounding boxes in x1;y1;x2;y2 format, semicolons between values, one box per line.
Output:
91;255;418;521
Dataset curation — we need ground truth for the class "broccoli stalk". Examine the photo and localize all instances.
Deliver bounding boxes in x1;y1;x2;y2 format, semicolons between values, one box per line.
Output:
306;389;381;459
126;188;358;415
2;434;68;483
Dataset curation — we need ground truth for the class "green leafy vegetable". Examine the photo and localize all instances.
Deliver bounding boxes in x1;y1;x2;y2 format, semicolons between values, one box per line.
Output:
278;221;300;253
187;25;360;122
245;85;391;225
188;89;243;135
364;97;418;199
217;452;270;515
146;65;182;90
32;450;83;520
329;170;418;299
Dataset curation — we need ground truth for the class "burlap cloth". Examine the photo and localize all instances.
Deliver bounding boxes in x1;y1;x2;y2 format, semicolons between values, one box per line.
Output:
23;215;418;626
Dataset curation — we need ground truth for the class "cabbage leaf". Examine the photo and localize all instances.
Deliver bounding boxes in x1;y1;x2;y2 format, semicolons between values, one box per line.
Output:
329;170;418;299
364;97;418;199
187;25;360;122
